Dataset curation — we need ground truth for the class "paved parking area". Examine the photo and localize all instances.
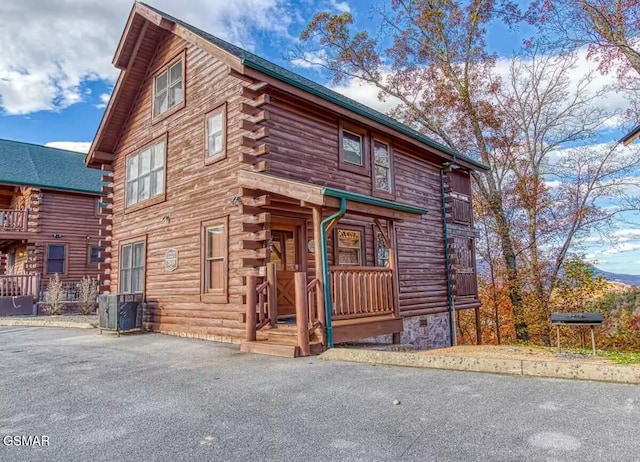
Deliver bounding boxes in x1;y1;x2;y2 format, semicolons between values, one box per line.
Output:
1;327;639;461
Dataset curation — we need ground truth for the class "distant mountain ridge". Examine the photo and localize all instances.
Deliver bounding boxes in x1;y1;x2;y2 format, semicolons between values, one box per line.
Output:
594;268;640;287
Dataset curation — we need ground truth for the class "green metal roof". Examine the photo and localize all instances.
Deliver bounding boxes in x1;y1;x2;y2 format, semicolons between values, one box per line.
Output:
0;139;102;194
322;187;427;215
140;2;488;172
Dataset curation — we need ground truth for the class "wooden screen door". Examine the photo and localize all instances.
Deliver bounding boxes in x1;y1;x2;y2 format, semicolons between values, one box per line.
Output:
270;221;305;317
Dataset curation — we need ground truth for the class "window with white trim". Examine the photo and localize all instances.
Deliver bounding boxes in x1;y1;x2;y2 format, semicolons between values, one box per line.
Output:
125;139;166;207
154;59;184;117
120;241;145;293
205;224;226;293
206;107;225;162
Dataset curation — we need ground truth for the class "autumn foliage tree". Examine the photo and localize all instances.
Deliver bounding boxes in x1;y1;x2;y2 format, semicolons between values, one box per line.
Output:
537;0;640;76
299;0;532;338
297;0;640;344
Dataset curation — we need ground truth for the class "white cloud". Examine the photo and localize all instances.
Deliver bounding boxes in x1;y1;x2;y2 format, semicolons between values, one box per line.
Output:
0;0;294;115
44;141;92;153
330;77;402;114
602;242;640;255
328;0;351;13
96;92;111;109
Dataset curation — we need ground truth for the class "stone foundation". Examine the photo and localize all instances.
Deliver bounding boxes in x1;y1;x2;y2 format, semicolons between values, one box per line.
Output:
401;313;451;349
354;313;452;350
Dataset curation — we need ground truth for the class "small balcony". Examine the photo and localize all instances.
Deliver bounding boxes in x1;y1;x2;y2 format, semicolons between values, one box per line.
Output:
0;209;28;232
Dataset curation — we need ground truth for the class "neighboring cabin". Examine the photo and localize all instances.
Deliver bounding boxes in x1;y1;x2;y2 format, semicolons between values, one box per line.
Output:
86;2;486;356
0;139;103;315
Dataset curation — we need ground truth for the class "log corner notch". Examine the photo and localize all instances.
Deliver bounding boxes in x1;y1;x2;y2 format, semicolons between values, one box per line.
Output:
239;82;271;173
239;186;271;274
97;165;114;294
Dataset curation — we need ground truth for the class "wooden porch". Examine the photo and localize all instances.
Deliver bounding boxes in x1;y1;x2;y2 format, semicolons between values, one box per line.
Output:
242;264;403;357
238;171;425;357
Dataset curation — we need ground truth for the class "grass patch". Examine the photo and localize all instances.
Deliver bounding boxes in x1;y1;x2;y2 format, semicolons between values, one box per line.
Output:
599;351;640;365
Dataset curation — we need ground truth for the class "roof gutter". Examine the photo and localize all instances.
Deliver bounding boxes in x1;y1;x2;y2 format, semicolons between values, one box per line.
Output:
321;187;427;215
320;198;347;348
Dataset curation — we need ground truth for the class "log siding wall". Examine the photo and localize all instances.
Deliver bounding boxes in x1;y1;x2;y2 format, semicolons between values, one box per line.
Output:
260;93;469;318
106;33;256;342
104;27;479;343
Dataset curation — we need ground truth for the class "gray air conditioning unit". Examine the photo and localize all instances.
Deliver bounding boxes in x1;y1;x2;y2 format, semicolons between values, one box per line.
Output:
98;293;143;336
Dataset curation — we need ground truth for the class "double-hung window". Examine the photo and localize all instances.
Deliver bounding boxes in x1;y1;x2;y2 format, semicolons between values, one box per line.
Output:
373;140;392;194
120;241;145;293
154;58;184;117
126;139;166;208
202;218;228;302
206;106;226;163
46;244;66;274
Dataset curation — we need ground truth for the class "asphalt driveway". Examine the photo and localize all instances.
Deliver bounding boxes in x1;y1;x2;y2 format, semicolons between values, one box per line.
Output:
1;327;639;462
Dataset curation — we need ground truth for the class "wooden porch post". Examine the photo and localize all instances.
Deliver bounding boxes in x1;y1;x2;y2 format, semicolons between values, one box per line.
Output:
266;262;277;326
388;220;402;345
246;275;257;341
475;306;482;345
294;271;310;356
312;206;326;345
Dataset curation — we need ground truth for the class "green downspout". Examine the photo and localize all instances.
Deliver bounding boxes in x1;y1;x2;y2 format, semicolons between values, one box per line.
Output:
320;198;347;348
440;167;455;346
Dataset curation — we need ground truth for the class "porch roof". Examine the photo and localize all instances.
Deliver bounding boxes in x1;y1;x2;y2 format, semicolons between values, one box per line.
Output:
237;170;427;221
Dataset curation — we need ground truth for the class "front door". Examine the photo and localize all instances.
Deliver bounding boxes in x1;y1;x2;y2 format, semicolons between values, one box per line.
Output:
270;221;305;318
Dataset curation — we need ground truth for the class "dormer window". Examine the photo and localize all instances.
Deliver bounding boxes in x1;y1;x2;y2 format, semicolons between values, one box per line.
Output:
153;57;184;117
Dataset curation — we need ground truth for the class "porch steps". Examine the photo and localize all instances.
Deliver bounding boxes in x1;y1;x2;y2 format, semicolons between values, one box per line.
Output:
241;324;324;357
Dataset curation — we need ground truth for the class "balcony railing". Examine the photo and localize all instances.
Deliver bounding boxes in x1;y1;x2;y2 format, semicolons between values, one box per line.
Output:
0;209;27;232
329;266;395;320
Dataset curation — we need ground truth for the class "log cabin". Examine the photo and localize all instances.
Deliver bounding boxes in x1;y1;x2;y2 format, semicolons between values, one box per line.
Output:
86;2;487;356
0;139;103;315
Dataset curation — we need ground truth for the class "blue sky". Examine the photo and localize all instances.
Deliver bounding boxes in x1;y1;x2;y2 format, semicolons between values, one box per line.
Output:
1;0;639;273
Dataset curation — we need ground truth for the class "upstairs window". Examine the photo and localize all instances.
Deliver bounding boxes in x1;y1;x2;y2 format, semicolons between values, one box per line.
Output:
153;57;184;118
342;131;363;165
126;139;166;208
339;122;369;176
205;105;226;164
373;140;392;193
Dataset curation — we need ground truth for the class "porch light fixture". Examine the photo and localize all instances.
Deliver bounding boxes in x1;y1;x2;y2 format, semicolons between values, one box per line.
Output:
161;215;170;224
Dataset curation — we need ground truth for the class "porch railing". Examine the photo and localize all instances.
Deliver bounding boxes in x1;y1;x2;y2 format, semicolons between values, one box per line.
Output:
0;209;28;232
306;278;321;335
329;266;395;320
0;274;39;298
245;263;277;341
